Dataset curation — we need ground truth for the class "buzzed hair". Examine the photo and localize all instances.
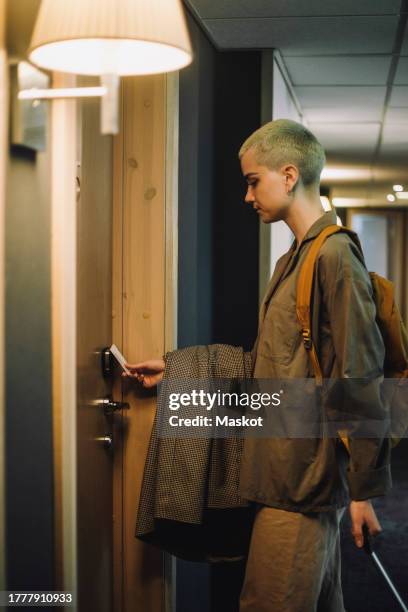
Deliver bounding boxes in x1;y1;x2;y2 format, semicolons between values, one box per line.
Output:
238;119;326;187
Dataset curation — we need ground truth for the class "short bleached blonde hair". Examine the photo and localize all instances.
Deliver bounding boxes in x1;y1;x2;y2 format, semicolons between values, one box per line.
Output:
238;119;326;187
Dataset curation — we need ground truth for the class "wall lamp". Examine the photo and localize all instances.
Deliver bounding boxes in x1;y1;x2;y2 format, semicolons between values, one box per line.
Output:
18;0;193;134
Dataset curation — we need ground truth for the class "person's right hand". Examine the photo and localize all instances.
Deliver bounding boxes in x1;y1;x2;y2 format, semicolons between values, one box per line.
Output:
122;358;165;388
349;500;382;548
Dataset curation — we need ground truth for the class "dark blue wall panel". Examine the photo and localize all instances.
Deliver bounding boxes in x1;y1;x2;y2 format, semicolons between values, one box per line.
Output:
177;10;261;612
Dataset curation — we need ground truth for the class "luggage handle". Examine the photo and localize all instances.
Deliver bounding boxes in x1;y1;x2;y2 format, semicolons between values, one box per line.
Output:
362;524;408;611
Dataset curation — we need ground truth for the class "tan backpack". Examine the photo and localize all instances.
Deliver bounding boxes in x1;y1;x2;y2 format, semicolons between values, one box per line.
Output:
296;224;408;450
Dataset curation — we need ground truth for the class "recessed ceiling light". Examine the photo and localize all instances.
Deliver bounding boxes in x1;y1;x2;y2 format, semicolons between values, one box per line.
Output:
393;184;404;192
331;197;367;207
387;194;396;202
321;167;371;181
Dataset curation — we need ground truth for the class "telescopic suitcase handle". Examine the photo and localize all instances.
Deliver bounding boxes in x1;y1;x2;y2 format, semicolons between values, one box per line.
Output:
362;524;408;611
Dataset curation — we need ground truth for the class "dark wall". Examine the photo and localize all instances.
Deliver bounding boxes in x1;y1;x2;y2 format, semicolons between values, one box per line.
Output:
177;12;216;611
5;146;54;590
178;22;261;352
178;12;216;348
212;53;261;351
177;10;261;612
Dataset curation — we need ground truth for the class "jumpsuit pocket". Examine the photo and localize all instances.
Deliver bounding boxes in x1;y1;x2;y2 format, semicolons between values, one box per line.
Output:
257;300;300;366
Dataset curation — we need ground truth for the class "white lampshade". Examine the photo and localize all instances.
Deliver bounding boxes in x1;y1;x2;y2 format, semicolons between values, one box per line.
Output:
29;0;193;76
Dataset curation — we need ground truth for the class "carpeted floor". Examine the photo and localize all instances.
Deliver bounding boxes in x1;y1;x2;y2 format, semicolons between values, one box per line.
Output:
341;439;408;612
209;441;408;612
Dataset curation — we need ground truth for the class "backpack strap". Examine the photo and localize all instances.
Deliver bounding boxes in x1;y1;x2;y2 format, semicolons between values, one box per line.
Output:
296;225;343;386
296;224;351;451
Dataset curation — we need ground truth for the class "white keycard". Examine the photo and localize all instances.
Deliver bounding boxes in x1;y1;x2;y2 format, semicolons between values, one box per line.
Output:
109;344;131;375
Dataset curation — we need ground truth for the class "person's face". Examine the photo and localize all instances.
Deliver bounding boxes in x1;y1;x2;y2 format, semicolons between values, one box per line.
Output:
240;147;298;223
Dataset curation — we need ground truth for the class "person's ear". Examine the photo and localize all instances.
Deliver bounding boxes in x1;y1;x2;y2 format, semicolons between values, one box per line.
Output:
282;164;299;194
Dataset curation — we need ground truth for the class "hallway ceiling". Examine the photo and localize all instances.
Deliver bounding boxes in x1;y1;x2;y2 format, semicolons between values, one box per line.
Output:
184;0;408;206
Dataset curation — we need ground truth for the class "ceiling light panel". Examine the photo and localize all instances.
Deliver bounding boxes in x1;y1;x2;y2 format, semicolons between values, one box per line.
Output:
399;32;408;56
284;56;390;86
389;86;408;107
294;86;386;109
332;197;368;207
385;108;408;122
394;57;408;85
186;0;400;18
311;123;381;153
321;167;372;182
203;16;397;53
381;123;408;153
303;108;383;122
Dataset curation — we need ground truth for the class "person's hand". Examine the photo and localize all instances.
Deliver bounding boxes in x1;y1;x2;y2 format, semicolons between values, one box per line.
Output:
349;500;382;548
122;358;165;388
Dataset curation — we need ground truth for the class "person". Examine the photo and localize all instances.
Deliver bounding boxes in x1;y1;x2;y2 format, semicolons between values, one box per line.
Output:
123;119;391;611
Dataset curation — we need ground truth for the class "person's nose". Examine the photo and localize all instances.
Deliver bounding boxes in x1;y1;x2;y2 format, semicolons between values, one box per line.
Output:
245;186;254;204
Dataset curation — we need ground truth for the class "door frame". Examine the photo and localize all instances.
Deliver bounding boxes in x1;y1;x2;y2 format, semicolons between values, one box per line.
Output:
50;72;78;603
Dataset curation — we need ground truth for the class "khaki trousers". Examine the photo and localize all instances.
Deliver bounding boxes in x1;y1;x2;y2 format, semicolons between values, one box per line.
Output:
239;505;346;612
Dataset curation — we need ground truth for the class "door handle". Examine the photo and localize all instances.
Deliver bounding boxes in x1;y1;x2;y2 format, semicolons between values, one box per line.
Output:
96;435;113;449
99;398;130;415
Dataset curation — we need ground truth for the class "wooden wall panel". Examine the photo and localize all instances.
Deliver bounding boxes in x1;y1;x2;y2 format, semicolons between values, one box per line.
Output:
113;74;168;612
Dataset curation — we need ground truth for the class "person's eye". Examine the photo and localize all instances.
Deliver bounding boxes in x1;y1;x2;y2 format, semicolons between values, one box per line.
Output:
248;180;258;187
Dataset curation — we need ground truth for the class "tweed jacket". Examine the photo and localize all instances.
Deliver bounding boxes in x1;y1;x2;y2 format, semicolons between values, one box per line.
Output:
239;210;392;511
135;343;255;561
